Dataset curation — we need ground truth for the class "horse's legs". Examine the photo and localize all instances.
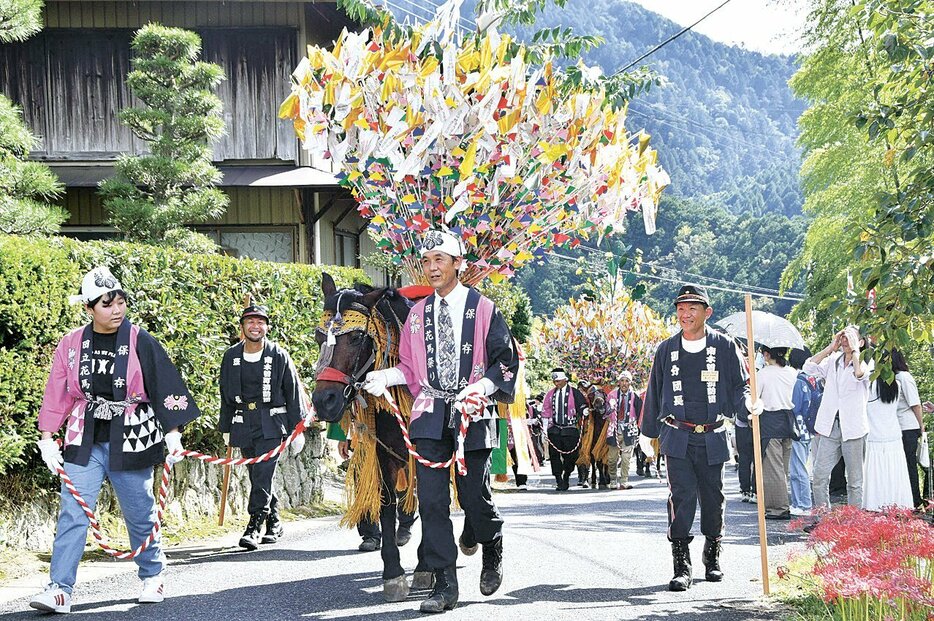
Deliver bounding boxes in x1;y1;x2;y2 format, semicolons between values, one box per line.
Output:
379;462;410;602
378;476;404;581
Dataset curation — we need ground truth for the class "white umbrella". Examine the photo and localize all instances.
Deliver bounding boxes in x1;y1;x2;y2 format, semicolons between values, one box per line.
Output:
714;310;805;350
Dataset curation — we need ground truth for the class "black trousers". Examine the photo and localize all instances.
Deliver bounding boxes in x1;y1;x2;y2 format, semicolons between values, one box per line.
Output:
735;425;754;494
415;437;503;570
241;436;283;516
358;494;417;539
901;429;923;508
509;447;527;486
547;427;580;484
666;443;725;541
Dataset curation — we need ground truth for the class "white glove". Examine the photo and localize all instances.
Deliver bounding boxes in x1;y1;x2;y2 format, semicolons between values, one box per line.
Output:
582;407;591;418
362;370;390;396
222;432;230;445
37;438;64;475
638;434;656;459
745;396;764;416
164;430;184;465
291;432;306;455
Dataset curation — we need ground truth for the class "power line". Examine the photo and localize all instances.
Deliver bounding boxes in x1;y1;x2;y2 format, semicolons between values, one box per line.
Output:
615;0;735;75
548;251;803;302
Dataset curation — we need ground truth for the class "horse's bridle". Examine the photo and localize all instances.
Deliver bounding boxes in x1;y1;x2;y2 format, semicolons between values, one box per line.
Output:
316;306;376;401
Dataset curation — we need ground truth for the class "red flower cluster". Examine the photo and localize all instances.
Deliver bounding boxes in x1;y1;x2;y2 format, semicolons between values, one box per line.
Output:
803;505;934;618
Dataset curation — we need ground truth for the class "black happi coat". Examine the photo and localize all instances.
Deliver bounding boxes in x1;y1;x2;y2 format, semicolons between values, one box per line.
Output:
218;340;306;446
641;329;749;465
62;321;200;471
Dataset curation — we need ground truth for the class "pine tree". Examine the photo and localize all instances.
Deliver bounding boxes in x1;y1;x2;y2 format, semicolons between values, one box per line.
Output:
0;0;66;235
100;23;227;252
0;0;42;43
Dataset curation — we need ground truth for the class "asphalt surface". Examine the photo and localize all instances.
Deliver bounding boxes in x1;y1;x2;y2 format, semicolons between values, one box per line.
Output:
0;464;803;620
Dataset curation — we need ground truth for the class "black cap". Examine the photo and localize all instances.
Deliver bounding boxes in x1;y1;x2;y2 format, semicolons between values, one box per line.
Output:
240;304;269;323
673;284;709;306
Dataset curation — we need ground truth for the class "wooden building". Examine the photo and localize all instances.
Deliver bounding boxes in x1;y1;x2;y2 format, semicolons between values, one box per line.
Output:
0;0;387;283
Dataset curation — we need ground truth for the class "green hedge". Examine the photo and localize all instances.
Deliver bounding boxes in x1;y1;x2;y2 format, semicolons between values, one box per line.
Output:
0;234;365;478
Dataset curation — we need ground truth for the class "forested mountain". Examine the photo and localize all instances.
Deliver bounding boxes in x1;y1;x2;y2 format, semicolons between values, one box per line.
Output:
503;0;806;216
495;0;810;317
515;197;808;319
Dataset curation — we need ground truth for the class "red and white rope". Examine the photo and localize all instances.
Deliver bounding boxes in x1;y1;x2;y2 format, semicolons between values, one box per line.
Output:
378;389;486;476
55;415;314;559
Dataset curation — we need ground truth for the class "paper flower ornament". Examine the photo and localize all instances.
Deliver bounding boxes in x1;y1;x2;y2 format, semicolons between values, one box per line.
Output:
280;0;669;285
534;285;672;385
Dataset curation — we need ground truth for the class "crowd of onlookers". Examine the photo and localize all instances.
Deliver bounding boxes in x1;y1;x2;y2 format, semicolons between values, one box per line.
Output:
743;326;931;518
514;325;932;518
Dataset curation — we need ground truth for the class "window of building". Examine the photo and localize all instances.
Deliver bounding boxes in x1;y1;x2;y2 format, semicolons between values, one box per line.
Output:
334;229;359;268
196;226;296;263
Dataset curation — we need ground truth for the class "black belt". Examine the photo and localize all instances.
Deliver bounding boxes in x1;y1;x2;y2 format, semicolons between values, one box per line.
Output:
236;401;287;414
664;416;724;434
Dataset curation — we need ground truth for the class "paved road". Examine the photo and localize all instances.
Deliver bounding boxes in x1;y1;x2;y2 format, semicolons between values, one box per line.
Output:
0;465;802;620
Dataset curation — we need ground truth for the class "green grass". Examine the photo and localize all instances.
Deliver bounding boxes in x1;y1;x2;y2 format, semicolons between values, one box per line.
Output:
772;555;834;621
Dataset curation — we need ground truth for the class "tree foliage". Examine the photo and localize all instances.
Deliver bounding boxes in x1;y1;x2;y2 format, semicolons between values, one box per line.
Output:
99;24;228;251
785;0;934;380
0;0;42;43
519;196;808;320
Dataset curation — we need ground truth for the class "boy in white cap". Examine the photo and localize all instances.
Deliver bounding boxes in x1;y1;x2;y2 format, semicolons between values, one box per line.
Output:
31;267;200;613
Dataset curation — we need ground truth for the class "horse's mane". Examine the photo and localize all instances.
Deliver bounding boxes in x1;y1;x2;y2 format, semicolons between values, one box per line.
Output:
323;282;414;332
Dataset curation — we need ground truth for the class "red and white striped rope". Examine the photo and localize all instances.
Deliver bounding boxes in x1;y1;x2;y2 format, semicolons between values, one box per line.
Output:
378;389;486;476
54;415;314;559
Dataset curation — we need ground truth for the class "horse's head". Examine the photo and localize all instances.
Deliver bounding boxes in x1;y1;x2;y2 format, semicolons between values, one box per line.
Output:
311;273;389;422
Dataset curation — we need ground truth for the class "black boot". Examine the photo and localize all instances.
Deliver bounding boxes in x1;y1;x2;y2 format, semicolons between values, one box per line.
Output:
668;538;693;591
479;536;503;596
261;509;284;544
703;537;723;582
458;531;477;556
419;566;458;613
239;512;266;551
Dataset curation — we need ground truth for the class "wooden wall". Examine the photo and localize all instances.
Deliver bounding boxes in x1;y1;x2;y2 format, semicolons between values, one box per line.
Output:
43;1;307;29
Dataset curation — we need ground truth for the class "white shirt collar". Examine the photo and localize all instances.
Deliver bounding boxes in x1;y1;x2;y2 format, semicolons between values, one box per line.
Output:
437;281;468;306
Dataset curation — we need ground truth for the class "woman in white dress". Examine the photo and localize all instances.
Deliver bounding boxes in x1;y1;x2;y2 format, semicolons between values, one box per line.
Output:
862;374;914;511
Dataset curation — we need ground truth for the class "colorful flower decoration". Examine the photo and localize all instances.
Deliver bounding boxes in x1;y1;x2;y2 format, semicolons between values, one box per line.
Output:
534;284;673;385
279;1;669;285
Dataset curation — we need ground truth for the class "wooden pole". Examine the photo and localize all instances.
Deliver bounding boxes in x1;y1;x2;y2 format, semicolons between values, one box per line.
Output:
745;293;770;595
218;446;233;525
219;293;252;526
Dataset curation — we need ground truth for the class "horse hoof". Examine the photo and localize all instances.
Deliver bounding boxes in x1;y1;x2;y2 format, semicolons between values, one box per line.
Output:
383;575;410;602
410;571;435;590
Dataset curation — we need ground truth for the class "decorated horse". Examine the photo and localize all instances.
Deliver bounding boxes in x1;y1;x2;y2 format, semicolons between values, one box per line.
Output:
311;272;430;602
576;381;611;488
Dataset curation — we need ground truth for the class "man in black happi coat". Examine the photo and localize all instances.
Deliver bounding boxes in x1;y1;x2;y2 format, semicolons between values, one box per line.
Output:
641;285;753;591
219;304;308;550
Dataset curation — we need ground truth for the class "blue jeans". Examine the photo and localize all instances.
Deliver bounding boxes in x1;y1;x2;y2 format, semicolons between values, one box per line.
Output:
789;439;812;510
50;442;165;593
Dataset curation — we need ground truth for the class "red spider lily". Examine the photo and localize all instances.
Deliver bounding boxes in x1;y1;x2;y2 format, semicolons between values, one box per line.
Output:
781;505;934;619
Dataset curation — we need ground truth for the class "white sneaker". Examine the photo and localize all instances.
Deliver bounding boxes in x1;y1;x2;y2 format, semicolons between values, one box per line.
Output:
139;576;165;603
29;584;72;613
790;506;809;516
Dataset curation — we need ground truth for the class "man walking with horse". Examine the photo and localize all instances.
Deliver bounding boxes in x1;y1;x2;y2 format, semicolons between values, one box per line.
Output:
541;368;588;490
362;229;519;614
218;304;308;550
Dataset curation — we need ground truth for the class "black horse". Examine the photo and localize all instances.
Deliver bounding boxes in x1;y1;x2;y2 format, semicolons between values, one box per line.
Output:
311;273;431;601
